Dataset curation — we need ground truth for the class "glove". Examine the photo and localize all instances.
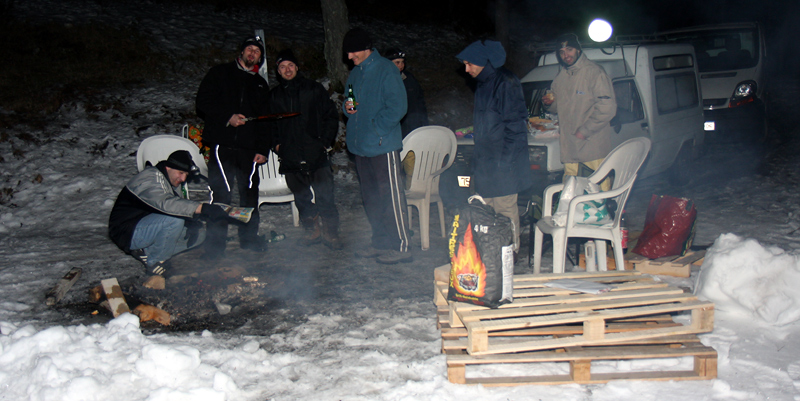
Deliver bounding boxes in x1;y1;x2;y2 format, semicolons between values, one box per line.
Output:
200;203;229;221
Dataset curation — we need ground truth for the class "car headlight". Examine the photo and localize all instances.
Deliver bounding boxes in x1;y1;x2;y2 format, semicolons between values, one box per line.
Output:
729;81;757;108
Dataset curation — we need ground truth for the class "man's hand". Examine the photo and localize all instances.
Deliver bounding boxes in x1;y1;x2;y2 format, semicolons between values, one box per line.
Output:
228;114;246;127
254;153;267;164
575;131;587;140
345;100;357;115
542;91;555;106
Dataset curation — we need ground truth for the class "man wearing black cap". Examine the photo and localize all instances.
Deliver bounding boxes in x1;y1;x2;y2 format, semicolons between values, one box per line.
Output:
384;48;429;138
109;150;231;280
456;39;531;254
342;27;411;264
542;33;616;190
267;49;342;249
196;36;272;258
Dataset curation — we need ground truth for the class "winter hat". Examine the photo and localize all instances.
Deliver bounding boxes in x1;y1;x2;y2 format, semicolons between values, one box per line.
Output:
275;49;299;67
456;40;506;68
384;48;406;61
164;150;198;174
239;36;265;56
342;28;373;53
555;33;582;52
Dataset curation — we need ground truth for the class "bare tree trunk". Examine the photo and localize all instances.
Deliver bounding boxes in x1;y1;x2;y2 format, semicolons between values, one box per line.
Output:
495;0;509;50
321;0;349;93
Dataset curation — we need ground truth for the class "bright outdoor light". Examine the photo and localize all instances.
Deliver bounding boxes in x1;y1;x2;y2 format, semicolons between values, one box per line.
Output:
588;19;613;42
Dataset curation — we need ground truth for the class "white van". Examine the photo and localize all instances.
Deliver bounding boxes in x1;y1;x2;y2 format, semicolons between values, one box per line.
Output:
658;22;767;140
443;42;705;206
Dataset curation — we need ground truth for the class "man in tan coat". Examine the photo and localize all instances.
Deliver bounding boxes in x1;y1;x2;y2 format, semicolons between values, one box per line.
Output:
543;33;616;189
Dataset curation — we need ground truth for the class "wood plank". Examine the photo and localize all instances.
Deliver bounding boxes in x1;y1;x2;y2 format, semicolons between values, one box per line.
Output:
45;267;82;306
101;278;130;317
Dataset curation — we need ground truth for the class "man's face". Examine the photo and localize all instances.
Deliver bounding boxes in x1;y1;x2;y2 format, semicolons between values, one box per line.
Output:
348;49;372;66
241;45;262;68
392;58;405;72
166;167;189;187
463;61;484;78
558;46;580;66
278;61;298;81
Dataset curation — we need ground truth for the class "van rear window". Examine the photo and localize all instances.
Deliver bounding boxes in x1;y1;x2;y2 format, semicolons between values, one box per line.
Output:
655;72;699;114
653;54;694;71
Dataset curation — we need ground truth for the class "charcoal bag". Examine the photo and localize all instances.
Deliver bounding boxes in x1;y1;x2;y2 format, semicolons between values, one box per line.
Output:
447;195;514;308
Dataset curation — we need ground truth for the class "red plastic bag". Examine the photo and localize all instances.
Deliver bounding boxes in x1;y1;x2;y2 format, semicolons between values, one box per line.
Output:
632;195;697;259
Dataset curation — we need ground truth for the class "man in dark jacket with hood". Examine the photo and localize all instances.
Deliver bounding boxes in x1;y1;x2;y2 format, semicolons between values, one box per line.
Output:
267;49;342;249
196;36;272;258
456;39;531;253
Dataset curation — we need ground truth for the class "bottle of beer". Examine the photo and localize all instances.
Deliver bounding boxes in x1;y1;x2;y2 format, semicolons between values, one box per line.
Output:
346;84;357;111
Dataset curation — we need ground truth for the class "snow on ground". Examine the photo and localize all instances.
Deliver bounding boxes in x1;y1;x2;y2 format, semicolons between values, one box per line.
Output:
2;0;800;400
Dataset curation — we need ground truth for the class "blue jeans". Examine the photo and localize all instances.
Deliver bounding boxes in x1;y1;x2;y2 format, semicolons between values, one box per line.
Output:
129;214;205;266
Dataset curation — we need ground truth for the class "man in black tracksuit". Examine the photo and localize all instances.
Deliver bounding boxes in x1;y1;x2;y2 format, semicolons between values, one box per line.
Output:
196;37;272;258
267;49;342;249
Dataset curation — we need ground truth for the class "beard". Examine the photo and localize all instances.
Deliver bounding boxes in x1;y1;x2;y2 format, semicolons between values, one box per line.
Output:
241;55;259;69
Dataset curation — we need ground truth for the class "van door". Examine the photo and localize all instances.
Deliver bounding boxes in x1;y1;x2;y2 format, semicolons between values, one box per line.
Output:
645;51;704;176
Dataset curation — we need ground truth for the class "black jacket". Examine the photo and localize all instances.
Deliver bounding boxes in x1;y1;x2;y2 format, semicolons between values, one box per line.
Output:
267;75;339;173
400;69;429;138
196;60;272;155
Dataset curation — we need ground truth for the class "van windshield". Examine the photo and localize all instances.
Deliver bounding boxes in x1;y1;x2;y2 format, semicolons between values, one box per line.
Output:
662;27;759;72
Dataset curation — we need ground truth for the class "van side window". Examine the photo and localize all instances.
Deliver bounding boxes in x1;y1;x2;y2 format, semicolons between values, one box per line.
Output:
612;80;644;125
655;72;699;114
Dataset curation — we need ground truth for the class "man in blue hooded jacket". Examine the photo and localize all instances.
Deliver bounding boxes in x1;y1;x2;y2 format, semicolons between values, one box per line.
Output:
342;28;411;264
457;40;531;253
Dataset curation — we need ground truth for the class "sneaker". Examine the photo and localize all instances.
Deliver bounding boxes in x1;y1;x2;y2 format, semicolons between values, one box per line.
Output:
130;249;148;265
355;246;386;258
240;235;268;252
149;260;170;276
376;250;413;264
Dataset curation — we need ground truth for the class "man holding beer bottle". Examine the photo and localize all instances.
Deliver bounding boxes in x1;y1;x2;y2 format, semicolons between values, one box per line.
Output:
342;27;411;264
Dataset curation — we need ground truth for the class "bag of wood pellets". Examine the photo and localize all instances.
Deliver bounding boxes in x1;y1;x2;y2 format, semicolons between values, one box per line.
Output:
447;195;514;308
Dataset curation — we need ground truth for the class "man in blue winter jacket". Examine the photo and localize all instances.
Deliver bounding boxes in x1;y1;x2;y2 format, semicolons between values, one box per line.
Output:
457;39;531;253
342;27;411;264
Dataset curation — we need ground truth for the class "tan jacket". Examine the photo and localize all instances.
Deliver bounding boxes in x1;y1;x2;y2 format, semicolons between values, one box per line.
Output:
549;53;617;163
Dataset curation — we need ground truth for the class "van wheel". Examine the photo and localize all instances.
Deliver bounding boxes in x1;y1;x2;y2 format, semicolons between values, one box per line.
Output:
668;144;693;186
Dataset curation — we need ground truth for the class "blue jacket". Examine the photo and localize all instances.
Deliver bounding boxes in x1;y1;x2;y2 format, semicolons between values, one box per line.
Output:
343;50;407;157
471;64;532;198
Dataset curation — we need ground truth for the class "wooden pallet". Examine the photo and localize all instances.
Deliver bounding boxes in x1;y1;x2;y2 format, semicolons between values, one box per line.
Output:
434;269;717;386
627;250;706;278
438;271;714;356
445;339;717;386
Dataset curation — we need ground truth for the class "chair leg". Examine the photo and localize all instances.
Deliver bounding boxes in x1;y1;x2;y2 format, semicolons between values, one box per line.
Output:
612;236;626;271
437;201;446;238
420;202;431;250
291;201;300;227
551;231;567;274
407;205;413;228
533;225;544;274
595;240;608;271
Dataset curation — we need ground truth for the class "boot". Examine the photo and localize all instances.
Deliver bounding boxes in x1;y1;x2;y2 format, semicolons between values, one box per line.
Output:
321;217;343;250
300;215;322;245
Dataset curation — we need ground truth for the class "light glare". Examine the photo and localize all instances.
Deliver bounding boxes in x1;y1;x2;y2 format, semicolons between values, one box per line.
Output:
588;19;613;42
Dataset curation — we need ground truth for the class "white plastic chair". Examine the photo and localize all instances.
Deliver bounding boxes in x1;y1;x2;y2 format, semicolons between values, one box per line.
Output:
136;134;211;201
400;126;458;250
533;137;652;273
257;151;300;227
136;134;209;176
